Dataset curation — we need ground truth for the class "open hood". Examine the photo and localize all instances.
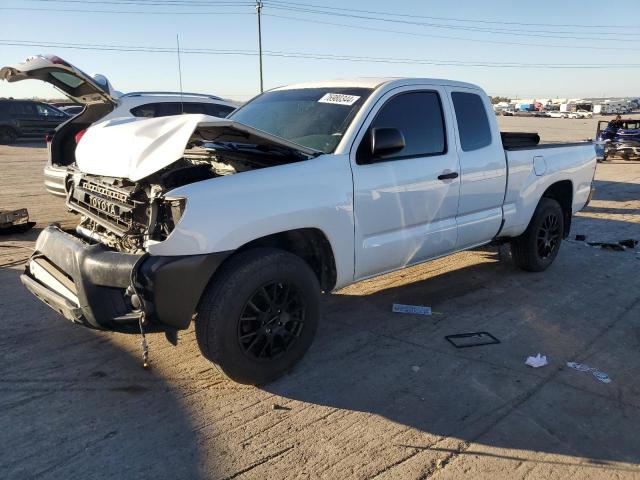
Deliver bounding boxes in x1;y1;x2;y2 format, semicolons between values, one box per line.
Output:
74;114;320;181
0;55;117;105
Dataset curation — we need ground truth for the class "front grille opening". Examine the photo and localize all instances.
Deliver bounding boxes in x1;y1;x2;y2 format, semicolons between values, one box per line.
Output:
67;176;142;236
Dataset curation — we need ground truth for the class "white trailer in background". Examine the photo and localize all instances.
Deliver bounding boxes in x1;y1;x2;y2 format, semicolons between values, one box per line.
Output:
602;100;630;114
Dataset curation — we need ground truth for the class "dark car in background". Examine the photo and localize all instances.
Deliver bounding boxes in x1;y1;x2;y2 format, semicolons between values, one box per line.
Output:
0;99;68;144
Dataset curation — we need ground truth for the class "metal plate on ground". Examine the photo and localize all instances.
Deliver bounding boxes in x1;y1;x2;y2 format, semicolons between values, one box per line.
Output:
445;332;500;348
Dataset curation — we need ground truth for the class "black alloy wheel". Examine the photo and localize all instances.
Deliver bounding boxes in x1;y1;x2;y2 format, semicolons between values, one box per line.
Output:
511;197;564;272
536;213;561;259
195;247;320;385
238;282;306;361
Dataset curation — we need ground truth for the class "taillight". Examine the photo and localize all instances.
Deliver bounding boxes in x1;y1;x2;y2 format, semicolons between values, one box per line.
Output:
44;134;52;143
75;129;87;144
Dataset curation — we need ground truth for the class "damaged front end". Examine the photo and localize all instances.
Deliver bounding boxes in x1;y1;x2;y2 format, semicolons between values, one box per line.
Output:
21;225;230;334
65;166;193;254
21;114;318;334
64;114;318;254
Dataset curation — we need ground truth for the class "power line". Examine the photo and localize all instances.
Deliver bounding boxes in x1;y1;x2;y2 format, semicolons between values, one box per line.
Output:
1;7;252;14
264;0;640;30
261;3;640;41
8;5;640;52
22;0;640;37
10;1;640;46
263;13;640;52
25;0;254;4
3;39;640;69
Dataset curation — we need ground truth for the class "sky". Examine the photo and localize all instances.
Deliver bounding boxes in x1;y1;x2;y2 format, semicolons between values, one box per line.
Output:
1;0;639;102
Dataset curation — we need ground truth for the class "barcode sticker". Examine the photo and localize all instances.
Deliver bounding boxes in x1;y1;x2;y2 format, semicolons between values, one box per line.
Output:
318;93;361;106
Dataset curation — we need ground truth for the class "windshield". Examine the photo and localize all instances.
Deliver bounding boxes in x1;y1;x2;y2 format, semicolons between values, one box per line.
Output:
228;87;372;153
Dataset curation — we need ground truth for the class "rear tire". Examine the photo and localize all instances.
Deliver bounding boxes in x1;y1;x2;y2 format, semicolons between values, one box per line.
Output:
195;248;320;385
511;198;564;272
0;127;17;144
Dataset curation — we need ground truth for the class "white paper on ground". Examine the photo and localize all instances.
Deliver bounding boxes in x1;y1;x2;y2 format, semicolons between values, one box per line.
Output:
392;304;432;315
566;361;612;383
525;353;548;368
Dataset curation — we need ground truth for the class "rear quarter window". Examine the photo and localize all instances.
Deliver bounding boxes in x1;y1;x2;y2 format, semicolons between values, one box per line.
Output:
203;104;235;118
451;92;492;151
130;102;235;118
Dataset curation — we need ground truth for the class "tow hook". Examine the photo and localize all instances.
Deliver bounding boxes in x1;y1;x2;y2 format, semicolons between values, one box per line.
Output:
138;312;150;369
131;254;151;369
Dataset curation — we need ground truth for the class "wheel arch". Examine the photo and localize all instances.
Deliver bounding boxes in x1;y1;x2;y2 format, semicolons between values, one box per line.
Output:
232;228;338;292
541;179;573;238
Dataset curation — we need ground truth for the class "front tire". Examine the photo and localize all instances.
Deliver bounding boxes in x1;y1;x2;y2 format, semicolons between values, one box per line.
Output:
511;198;564;272
195;248;320;385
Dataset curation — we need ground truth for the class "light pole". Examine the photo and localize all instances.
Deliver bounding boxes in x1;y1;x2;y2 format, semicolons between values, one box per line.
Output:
256;0;264;93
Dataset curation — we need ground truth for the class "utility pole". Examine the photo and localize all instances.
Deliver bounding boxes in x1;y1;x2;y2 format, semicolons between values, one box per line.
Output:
256;0;264;93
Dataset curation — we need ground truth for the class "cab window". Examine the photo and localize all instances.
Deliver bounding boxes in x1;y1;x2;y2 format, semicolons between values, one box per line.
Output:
357;91;446;164
451;92;492;151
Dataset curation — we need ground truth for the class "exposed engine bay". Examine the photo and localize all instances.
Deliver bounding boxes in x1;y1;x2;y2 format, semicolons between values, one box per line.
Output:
66;142;308;253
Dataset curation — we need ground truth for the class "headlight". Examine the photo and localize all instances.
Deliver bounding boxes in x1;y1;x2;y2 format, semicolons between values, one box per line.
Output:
156;196;187;239
165;196;187;227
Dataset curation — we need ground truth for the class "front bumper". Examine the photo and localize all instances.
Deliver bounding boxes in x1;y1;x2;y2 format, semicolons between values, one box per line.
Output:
21;226;231;333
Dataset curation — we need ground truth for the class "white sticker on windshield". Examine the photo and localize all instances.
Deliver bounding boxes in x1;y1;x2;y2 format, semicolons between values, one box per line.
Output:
318;93;360;106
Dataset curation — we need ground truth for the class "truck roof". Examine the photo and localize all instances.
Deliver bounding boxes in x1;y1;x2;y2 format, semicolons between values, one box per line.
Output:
272;77;482;92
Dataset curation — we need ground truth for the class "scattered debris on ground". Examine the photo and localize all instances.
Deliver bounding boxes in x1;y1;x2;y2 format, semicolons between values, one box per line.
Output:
445;332;501;348
618;239;638;249
525;353;548;368
572;234;638;251
392;303;432;315
411;365;420;373
0;208;35;235
566;361;612;384
588;242;626;251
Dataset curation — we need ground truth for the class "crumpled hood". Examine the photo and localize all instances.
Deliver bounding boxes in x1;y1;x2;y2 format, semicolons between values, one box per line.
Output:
75;114;319;181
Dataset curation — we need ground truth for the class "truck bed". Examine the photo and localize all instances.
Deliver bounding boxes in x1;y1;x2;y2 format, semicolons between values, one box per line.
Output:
501;131;592;150
499;139;597;239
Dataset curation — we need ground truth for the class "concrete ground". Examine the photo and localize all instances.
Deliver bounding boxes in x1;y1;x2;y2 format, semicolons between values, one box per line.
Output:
1;117;639;479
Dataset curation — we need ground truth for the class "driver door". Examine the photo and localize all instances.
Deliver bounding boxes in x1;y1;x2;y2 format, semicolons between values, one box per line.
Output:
350;86;460;279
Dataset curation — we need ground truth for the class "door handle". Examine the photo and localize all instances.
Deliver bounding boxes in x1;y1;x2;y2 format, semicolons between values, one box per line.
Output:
437;171;459;180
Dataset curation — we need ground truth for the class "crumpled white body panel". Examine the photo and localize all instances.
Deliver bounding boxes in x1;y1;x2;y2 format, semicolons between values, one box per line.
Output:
75;114;213;181
74;113;316;181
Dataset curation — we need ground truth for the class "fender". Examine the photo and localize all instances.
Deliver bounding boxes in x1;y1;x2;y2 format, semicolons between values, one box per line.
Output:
148;153;356;289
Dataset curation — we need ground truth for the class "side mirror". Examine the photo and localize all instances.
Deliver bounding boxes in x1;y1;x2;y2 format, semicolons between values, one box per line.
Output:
371;127;405;158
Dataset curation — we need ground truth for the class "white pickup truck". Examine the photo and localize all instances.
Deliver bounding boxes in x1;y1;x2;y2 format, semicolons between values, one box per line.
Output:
19;77;596;384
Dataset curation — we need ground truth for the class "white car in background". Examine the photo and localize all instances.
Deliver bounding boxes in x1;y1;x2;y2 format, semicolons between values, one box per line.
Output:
575;110;593;119
0;55;237;197
548;111;568;118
